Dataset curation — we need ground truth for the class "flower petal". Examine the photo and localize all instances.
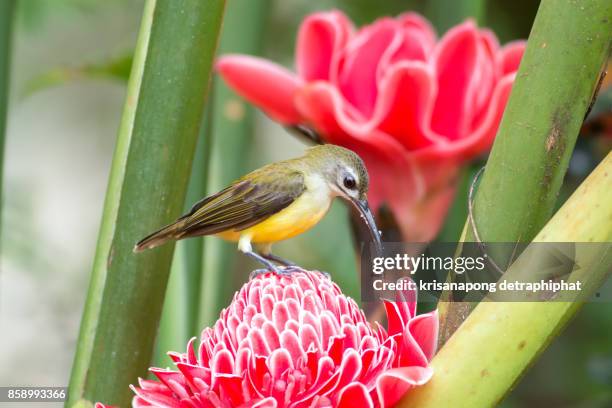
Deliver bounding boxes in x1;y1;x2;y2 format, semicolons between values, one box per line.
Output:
337;18;401;117
408;309;439;361
337;383;375;408
372;61;442;149
130;383;181;408
394;12;437;61
468;29;499;129
251;397;278;408
395;280;417;320
211;348;234;378
499;41;526;75
383;300;405;337
335;348;363;390
294;81;406;158
216;55;303;123
397;327;429;368
296;10;353;81
385;157;461;241
376;366;433;408
437;72;516;160
216;375;246;406
431;20;480;140
268;348;293;379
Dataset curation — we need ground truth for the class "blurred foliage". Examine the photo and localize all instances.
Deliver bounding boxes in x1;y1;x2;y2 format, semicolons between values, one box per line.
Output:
0;0;15;236
1;184;58;278
23;53;132;96
426;0;486;32
16;0;130;31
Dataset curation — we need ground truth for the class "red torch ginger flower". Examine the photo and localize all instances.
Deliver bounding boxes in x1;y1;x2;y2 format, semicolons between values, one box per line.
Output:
217;11;525;241
130;270;438;407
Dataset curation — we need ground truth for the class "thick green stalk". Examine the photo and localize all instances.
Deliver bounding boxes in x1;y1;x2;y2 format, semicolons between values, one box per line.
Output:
439;0;611;340
67;1;225;406
426;0;486;32
399;152;612;408
0;0;15;229
198;0;270;329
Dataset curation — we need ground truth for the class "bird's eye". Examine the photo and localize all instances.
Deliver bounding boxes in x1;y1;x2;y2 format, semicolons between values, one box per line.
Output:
343;175;357;190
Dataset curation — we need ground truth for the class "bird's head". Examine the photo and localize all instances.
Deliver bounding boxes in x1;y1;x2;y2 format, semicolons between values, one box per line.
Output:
306;144;369;200
306;144;382;255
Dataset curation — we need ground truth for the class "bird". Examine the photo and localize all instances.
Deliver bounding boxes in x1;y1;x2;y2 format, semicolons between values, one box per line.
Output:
134;144;382;274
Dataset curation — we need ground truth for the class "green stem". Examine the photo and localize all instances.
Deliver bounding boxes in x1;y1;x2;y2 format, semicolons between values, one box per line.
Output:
67;1;225;406
0;0;15;229
198;0;270;329
426;0;486;32
399;152;612;408
439;0;611;341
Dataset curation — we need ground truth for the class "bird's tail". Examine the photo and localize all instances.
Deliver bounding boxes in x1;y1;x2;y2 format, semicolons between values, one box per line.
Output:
133;220;184;253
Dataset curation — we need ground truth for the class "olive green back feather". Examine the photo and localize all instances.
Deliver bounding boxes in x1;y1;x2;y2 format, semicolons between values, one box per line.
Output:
180;165;305;235
134;164;305;251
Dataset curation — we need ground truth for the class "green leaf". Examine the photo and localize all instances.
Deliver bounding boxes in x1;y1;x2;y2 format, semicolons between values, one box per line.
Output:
67;0;226;406
23;53;133;96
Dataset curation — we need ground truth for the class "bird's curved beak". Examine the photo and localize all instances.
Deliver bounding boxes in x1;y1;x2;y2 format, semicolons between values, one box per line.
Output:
349;198;383;257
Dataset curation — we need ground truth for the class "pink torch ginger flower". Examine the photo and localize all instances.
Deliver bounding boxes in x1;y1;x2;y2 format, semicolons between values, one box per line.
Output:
217;11;525;241
129;271;438;407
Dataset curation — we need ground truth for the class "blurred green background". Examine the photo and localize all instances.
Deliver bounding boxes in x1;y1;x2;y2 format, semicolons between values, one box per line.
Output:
1;0;610;407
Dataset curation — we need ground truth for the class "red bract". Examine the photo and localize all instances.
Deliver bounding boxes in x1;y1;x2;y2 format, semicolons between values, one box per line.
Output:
130;271;438;407
217;11;525;241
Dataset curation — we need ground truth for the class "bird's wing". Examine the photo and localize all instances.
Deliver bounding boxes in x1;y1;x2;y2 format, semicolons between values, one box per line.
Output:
176;168;305;238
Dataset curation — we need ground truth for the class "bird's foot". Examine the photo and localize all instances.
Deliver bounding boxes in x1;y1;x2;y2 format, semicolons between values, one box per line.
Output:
249;268;274;280
276;265;329;278
261;252;297;267
245;250;284;276
248;265;308;280
317;270;331;280
277;265;306;275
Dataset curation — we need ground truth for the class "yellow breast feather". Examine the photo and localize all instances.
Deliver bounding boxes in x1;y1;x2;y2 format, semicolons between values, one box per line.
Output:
217;174;332;244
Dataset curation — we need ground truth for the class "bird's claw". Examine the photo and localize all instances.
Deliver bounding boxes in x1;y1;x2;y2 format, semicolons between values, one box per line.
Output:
249;265;310;280
317;270;331;280
278;265;306;275
249;268;272;280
